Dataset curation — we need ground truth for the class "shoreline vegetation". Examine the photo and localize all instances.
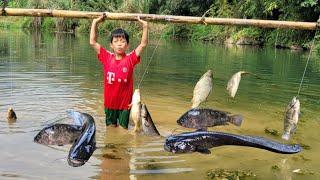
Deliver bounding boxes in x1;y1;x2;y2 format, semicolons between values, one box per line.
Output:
0;0;319;52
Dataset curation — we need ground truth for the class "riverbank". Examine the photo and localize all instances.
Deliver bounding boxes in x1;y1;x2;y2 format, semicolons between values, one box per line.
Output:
1;16;319;53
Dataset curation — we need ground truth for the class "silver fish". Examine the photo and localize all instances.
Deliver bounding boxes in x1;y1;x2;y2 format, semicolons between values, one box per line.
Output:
7;107;17;123
282;97;300;140
129;89;142;132
141;103;160;136
226;71;253;98
191;70;213;108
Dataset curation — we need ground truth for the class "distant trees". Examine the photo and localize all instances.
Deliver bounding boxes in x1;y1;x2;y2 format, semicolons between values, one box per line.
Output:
4;0;320;48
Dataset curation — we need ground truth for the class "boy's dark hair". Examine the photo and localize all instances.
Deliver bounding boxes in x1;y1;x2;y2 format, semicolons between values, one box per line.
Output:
110;28;129;43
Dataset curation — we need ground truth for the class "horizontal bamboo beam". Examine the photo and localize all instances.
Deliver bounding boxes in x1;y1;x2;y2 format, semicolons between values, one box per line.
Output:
0;8;318;30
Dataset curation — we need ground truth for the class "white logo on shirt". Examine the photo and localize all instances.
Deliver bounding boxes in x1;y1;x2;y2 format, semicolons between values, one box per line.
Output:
123;67;128;73
106;72;115;84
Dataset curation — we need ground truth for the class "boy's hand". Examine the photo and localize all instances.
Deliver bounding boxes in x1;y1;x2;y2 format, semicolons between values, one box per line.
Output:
93;13;106;23
137;16;148;28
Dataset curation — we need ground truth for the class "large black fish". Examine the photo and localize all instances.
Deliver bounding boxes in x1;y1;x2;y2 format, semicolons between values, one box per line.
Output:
34;124;83;146
34;110;96;167
177;108;242;129
164;130;301;154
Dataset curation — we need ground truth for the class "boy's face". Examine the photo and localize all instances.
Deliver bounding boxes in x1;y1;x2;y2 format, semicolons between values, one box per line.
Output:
110;36;129;55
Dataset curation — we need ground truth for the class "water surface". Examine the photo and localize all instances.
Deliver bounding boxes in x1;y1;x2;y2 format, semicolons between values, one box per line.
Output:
0;30;319;179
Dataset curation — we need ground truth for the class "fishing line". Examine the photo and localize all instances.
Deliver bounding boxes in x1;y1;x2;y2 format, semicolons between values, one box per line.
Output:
274;27;280;60
296;29;319;97
137;30;165;89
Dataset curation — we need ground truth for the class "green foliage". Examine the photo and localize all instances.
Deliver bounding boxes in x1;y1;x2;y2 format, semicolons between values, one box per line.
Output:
41;18;55;30
3;0;320;49
232;28;262;41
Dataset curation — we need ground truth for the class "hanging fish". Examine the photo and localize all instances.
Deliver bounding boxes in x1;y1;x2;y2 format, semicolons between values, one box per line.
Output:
7;107;17;123
129;89;142;132
226;71;249;98
191;70;213;108
282;96;300;141
226;71;263;98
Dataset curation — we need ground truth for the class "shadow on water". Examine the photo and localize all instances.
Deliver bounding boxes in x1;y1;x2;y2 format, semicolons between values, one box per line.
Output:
0;29;320;179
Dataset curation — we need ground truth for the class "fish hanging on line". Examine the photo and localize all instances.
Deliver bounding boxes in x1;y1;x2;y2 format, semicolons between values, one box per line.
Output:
7;107;17;123
191;70;213;108
129;89;142;132
282;96;300;141
226;71;261;98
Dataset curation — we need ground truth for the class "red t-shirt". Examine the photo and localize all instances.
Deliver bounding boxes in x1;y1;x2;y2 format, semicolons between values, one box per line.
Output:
97;47;140;110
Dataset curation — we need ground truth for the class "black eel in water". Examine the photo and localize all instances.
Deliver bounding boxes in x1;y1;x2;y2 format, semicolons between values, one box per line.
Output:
164;130;301;154
34;110;96;167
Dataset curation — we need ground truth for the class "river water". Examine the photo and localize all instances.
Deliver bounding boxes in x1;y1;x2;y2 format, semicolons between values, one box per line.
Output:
0;30;319;180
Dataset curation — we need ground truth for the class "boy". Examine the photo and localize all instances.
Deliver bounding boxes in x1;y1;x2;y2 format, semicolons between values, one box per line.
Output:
90;14;148;129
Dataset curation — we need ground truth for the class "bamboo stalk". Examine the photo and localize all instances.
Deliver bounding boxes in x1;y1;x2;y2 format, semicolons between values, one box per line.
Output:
0;8;318;30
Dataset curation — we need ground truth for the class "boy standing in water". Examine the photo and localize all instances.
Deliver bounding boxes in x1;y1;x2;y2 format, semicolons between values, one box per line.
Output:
90;14;148;129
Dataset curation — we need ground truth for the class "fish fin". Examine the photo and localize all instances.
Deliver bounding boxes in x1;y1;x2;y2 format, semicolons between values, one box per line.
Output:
196;147;211;154
229;115;243;126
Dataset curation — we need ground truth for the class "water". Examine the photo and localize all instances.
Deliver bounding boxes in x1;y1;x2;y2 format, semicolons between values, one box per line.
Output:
0;29;320;179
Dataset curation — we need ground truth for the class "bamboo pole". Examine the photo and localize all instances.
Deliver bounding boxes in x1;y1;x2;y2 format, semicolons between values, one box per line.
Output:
0;8;318;30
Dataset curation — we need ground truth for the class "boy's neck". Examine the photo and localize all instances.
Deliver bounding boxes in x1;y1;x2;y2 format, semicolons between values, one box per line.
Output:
115;53;125;60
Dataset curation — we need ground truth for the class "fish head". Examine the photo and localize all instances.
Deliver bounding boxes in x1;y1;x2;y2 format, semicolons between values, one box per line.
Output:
131;89;141;103
68;140;96;167
34;127;54;145
7;107;17;121
289;97;300;108
177;109;200;127
164;135;196;153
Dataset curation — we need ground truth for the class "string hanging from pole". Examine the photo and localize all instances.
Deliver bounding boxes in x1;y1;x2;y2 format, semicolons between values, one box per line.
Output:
137;29;165;89
296;29;319;97
274;27;280;60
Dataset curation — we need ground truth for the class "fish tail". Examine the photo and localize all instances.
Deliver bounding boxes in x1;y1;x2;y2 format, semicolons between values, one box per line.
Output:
229;115;243;126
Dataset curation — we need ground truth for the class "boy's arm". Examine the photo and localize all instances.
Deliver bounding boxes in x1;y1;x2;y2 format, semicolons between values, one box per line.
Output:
90;14;106;54
135;17;148;57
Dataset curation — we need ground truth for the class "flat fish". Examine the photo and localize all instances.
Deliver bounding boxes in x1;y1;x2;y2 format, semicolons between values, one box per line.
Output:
177;108;242;129
164;130;302;154
191;70;213;108
141;103;160;136
129;89;142;132
282;96;300;141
